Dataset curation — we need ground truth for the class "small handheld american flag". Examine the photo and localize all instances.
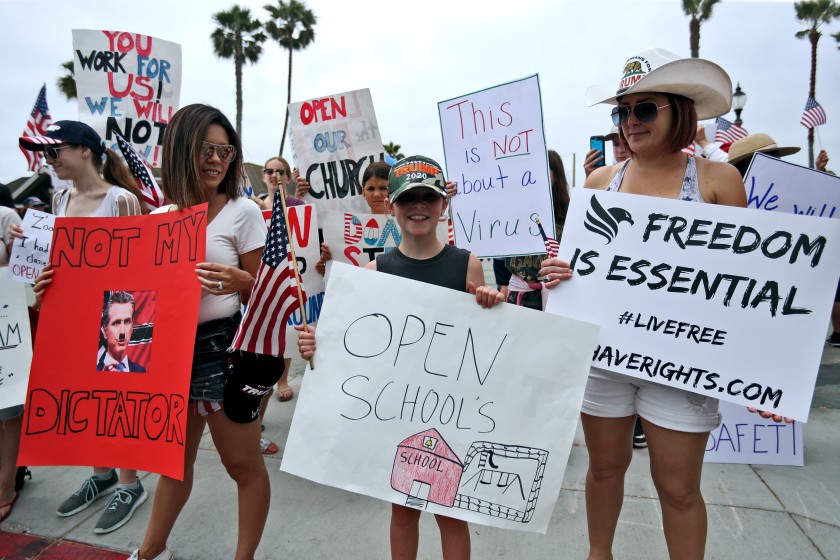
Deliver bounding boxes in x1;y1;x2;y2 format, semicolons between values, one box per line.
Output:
231;191;302;356
20;84;52;172
115;132;165;210
532;214;559;258
714;117;748;143
801;97;827;129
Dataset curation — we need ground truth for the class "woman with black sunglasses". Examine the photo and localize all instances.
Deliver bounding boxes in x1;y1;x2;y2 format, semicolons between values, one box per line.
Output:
130;104;271;560
542;48;746;560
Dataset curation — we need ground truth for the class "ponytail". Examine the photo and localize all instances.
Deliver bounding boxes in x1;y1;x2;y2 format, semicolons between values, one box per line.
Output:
100;148;149;214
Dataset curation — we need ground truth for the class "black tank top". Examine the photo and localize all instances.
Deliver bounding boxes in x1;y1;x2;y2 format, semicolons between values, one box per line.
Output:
376;245;471;293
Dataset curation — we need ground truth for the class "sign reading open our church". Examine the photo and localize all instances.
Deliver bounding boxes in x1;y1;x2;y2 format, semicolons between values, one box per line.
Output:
546;189;840;422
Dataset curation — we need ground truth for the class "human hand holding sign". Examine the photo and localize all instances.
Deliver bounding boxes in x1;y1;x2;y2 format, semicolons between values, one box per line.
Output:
195;262;255;296
468;282;505;308
539;257;573;288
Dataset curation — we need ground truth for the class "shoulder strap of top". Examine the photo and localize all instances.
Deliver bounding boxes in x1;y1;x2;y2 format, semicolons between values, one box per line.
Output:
606;160;631;192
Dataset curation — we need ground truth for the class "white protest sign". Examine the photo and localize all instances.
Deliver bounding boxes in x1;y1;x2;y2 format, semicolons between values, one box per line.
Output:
438;75;552;258
281;263;599;533
0;275;33;409
546;189;840;421
704;401;803;466
744;152;840;218
260;205;325;359
73;29;182;167
320;210;449;267
289;88;386;213
7;210;56;284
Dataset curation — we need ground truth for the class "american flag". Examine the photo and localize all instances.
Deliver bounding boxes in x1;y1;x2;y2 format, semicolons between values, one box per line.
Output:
681;143;696;156
544;237;560;258
231;192;301;356
114;132;165;210
800;97;827;129
715;117;748;144
20;84;52;172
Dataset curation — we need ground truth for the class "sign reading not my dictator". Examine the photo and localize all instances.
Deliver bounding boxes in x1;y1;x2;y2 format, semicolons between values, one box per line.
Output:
546;189;840;422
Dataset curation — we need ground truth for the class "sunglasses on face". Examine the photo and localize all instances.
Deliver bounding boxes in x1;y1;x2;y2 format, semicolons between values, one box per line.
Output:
199;142;237;163
44;144;75;159
263;168;287;176
611;102;671;126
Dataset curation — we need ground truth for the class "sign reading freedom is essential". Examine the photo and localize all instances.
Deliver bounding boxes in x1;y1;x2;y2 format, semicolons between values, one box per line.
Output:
546;190;840;422
0;276;33;410
744;152;840;218
438;75;553;258
281;263;599;533
18;207;206;480
73;29;182;167
290;88;386;213
320;211;449;268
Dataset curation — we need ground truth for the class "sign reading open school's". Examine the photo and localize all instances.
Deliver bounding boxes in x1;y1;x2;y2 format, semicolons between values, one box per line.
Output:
547;189;840;422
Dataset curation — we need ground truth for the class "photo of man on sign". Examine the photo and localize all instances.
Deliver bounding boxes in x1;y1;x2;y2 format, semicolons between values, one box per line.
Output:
96;290;154;373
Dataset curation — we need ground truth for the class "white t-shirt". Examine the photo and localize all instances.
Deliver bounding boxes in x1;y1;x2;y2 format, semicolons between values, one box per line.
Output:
52;185;142;217
153;197;266;323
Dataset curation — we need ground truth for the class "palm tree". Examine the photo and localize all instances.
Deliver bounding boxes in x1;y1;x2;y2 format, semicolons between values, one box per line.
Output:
211;5;266;138
383;142;404;160
795;0;840;167
57;60;76;100
682;0;721;57
264;0;316;156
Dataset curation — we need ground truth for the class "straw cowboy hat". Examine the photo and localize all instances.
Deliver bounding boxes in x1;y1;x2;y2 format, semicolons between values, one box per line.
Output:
727;133;801;165
586;47;733;120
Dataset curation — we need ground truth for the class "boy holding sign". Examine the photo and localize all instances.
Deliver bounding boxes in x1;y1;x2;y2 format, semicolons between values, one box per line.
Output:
298;155;503;560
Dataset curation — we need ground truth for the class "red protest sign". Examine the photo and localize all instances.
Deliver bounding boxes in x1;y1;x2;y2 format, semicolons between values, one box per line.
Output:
18;205;207;480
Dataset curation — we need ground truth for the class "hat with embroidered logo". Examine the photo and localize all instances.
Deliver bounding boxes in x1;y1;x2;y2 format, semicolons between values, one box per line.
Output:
388;155;448;203
586;47;732;120
19;120;106;156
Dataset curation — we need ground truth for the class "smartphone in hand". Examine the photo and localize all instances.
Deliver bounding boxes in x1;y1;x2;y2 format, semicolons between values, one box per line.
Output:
590;135;606;168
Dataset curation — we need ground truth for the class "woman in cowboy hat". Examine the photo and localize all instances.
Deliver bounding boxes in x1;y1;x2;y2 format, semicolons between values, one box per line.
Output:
542;48;746;560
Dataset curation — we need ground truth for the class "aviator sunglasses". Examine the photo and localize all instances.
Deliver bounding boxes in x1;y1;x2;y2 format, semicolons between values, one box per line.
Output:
611;102;671;126
263;168;287;176
44;144;76;159
199;141;237;163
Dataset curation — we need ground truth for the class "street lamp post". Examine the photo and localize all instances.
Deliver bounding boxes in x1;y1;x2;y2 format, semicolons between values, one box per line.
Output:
732;83;747;126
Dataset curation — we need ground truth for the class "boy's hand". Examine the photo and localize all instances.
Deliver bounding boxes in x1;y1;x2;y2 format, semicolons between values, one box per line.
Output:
468;282;505;308
539;258;573;288
296;325;316;359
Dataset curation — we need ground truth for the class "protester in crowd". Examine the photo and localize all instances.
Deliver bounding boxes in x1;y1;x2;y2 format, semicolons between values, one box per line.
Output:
129;104;269;560
22;196;47;215
694;124;730;162
727;132;801;178
505;149;569;311
298;155;503;560
816;149;831;174
584;126;630;177
0;204;24;524
542;48;746;560
17;120;146;534
257;155;305;454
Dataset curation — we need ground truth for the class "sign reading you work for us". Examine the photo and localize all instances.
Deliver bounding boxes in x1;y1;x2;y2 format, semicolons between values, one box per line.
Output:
546;189;840;422
438;75;553;258
73;29;182;167
18;206;206;480
290;88;387;213
282;263;599;533
744;152;840;218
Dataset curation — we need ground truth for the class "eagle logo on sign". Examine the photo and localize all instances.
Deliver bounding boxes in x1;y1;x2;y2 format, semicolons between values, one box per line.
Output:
584;195;634;245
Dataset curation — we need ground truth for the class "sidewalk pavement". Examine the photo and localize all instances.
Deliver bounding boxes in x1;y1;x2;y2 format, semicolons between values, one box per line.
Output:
3;332;839;559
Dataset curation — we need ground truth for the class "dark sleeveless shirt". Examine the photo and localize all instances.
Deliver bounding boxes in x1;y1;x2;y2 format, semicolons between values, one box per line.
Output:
375;244;470;293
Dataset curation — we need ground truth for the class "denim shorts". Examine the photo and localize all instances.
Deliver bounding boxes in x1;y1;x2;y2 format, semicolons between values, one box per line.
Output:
0;405;23;422
190;313;241;403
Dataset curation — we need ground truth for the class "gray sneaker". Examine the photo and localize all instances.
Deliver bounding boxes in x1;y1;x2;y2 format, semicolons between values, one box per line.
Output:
94;481;148;534
57;469;118;517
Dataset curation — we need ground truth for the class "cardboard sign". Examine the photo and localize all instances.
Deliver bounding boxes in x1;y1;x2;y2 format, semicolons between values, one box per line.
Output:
290;88;386;213
704;401;803;466
18;206;206;480
7;209;56;284
281;263;599;533
744;153;840;218
320;211;450;268
546;189;840;422
72;29;182;167
438;75;553;258
261;205;326;358
0;275;33;409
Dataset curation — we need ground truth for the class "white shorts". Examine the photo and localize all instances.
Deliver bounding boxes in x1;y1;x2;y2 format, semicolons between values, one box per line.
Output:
581;367;721;433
